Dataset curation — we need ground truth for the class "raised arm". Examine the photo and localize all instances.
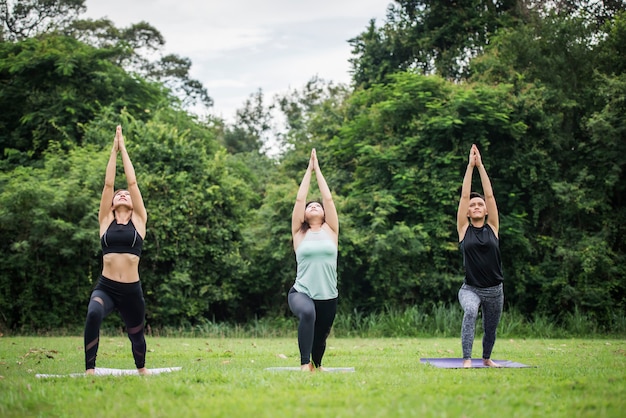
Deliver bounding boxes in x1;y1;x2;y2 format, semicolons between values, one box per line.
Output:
457;145;476;241
99;129;119;232
474;147;499;236
312;149;338;237
117;126;147;237
292;152;314;239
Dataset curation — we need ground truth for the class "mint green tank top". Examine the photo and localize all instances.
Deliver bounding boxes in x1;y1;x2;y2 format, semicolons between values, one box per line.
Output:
293;228;338;300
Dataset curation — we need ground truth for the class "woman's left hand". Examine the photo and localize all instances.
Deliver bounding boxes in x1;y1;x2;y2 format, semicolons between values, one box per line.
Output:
310;148;319;171
116;125;126;151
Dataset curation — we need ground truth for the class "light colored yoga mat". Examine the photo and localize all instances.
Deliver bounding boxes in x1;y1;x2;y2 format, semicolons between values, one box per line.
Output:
420;358;532;369
35;367;182;378
265;367;355;373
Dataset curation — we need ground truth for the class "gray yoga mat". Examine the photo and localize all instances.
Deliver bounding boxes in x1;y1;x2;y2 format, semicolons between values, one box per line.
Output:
420;358;532;368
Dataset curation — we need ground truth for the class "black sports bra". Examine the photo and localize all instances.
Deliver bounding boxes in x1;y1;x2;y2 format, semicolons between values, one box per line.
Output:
101;219;143;257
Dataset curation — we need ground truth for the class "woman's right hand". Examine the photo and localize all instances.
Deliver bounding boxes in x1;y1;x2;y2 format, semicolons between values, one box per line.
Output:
468;144;478;167
113;125;122;152
309;148;319;171
116;125;126;151
473;145;483;168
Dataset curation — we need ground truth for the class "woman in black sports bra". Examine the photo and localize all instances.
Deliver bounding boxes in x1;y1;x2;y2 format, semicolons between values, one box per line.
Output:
83;125;149;375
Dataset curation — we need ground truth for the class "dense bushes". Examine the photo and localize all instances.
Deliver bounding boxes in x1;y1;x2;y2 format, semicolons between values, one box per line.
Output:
1;6;625;332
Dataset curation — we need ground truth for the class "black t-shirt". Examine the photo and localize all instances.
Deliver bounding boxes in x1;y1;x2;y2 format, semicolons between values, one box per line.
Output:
460;224;503;288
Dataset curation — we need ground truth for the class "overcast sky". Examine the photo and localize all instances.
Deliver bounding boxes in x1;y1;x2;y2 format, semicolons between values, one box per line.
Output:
83;0;391;122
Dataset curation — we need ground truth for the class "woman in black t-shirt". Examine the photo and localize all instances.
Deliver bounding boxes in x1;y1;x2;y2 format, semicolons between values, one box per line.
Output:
456;144;504;368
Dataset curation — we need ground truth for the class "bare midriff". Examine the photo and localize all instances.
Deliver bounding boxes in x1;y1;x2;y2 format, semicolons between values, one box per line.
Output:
102;253;141;283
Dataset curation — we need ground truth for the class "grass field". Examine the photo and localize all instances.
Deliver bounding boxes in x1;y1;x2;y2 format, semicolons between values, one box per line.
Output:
1;335;625;417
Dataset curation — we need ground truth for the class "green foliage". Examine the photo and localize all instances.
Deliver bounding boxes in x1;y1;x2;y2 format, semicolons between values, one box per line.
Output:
0;34;167;163
332;303;626;338
90;110;259;326
276;76;349;152
1;2;625;332
467;10;626;323
348;0;529;85
349;1;626;86
333;8;626;325
145;53;213;109
67;17;212;110
325;73;527;311
220;89;273;154
0;105;262;330
0;142;103;330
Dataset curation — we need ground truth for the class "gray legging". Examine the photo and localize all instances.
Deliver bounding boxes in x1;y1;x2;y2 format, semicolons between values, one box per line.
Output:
458;283;504;360
288;287;337;367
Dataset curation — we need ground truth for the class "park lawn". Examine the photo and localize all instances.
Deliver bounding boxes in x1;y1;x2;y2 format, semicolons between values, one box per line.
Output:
0;336;624;417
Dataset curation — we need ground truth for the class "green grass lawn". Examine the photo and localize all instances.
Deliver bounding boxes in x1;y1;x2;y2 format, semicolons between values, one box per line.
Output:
1;336;624;417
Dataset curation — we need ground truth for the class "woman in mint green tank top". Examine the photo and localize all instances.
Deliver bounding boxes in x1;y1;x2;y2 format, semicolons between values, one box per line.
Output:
288;149;339;372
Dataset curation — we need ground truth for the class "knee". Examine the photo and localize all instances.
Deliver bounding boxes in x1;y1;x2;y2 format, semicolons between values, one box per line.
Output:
85;299;105;324
127;322;144;336
463;307;479;321
484;316;500;333
300;308;316;324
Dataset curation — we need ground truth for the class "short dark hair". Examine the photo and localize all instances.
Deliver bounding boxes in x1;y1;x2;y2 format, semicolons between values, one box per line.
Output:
470;192;485;200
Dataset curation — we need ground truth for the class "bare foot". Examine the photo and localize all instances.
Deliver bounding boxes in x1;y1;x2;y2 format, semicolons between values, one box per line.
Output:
317;366;328;372
137;367;152;375
483;359;502;368
300;363;314;372
85;369;95;375
462;359;472;368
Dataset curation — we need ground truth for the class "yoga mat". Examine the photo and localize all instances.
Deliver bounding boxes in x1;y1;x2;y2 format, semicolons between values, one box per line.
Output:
420;358;532;369
35;367;182;378
265;367;355;373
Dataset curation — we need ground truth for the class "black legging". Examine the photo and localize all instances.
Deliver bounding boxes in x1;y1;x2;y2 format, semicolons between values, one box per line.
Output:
84;275;147;370
288;287;337;367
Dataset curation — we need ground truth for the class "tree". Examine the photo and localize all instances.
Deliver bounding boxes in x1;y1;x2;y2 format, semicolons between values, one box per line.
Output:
324;72;529;311
145;54;212;109
68;18;213;110
276;76;348;151
220;89;274;154
96;110;259;326
0;34;167;164
68;19;213;109
1;1;212;112
1;0;86;41
0;106;271;330
348;0;625;87
0;141;104;330
349;0;531;86
460;9;626;323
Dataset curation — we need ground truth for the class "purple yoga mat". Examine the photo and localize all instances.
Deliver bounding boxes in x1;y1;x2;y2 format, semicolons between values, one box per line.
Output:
420;358;532;368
